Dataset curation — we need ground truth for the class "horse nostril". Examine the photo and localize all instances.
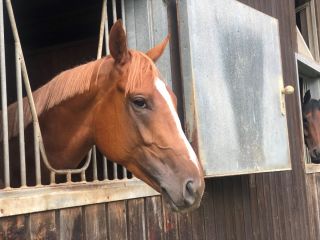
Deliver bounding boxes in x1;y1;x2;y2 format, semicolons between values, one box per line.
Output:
183;180;196;206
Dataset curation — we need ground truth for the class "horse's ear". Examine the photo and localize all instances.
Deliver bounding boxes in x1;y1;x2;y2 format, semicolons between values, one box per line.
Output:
304;90;311;104
146;35;170;62
109;20;130;64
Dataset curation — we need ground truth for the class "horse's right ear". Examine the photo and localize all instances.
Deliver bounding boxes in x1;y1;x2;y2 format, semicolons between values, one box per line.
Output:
109;20;130;65
304;90;311;104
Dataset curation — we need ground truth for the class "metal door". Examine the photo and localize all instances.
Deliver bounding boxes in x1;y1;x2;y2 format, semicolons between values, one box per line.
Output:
177;0;291;176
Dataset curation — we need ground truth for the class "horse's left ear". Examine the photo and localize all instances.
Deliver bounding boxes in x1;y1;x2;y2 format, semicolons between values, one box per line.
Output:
304;90;311;104
109;20;130;64
146;35;170;62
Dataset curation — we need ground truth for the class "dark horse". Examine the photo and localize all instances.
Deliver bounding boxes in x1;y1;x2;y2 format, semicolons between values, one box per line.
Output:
302;90;320;163
0;21;205;212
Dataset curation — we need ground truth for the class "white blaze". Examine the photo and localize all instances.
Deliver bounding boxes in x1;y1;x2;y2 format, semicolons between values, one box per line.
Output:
155;78;200;170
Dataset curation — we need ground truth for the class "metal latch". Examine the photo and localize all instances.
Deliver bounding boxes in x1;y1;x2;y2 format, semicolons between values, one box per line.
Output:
281;85;294;115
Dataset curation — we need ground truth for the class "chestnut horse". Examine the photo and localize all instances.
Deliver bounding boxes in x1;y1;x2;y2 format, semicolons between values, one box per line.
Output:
0;21;204;212
302;90;320;163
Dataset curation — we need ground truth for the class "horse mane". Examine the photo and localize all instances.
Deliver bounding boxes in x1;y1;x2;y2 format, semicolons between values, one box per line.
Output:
1;50;159;140
2;58;105;139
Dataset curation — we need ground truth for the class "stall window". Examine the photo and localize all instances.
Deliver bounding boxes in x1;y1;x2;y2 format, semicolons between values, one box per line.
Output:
0;0;171;217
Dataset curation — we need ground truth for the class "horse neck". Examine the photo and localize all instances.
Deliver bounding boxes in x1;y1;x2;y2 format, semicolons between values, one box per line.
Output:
39;89;98;169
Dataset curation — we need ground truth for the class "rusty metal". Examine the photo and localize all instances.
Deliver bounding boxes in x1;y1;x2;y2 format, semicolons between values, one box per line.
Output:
0;179;159;217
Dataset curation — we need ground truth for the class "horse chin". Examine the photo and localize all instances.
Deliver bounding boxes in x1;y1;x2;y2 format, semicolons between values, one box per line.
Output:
160;187;200;213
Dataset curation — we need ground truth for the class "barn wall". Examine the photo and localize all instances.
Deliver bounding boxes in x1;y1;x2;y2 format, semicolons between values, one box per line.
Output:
1;0;317;240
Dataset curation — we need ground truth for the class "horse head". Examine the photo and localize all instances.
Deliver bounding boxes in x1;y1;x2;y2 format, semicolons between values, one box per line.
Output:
302;90;320;163
93;20;205;212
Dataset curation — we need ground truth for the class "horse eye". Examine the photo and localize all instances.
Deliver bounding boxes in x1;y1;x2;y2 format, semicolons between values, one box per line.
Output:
132;98;147;108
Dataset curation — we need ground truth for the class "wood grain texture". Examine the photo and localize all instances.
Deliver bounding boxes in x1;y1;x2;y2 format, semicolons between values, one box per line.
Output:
107;201;127;240
127;198;146;240
84;204;107;240
0;215;27;240
29;210;57;240
145;196;164;240
59;207;83;240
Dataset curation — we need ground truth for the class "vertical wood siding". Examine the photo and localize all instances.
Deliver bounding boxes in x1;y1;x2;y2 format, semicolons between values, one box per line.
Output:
1;0;319;239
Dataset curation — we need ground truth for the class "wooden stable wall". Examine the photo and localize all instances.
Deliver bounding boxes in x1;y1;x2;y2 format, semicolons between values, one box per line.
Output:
1;0;318;239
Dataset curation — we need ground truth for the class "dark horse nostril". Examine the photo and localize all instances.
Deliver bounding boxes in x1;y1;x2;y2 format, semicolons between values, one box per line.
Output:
184;180;196;206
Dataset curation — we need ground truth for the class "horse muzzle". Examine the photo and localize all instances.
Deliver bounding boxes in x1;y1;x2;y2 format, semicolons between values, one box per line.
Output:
161;177;205;212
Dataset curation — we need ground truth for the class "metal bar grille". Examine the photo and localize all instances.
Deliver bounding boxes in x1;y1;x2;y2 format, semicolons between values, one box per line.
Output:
0;0;170;216
0;0;134;190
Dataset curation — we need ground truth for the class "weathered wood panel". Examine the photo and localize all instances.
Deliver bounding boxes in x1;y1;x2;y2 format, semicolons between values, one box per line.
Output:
0;215;27;240
83;204;107;240
29;210;57;240
107;201;127;240
59;207;83;240
145;197;164;240
127;199;146;240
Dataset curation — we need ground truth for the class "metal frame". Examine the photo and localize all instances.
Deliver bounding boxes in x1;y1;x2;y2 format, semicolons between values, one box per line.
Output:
0;179;159;217
295;53;320;173
296;0;320;62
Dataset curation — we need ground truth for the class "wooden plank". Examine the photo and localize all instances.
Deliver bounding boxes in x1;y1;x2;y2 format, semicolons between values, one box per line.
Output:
145;196;164;240
127;198;146;240
269;173;282;240
248;175;261;240
212;178;227;240
305;174;320;240
84;204;107;240
0;215;27;240
240;175;254;240
59;207;83;240
177;212;192;240
162;197;179;240
222;177;236;240
255;174;268;240
191;202;205;240
232;176;246;240
262;174;275;240
202;180;216;239
107;201;127;240
29;210;57;240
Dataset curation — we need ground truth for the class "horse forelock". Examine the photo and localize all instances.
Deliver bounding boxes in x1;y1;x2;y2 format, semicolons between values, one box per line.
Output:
124;50;160;96
2;58;106;140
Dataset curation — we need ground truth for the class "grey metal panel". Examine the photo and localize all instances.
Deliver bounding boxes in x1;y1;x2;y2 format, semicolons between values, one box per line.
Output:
124;0;172;86
177;0;291;176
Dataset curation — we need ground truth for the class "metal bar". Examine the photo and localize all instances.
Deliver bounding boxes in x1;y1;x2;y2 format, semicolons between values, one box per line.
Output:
5;0;43;185
103;156;108;180
120;0;127;179
0;0;10;188
15;43;26;187
121;0;125;27
50;172;55;185
5;0;92;176
97;0;107;59
113;162;118;179
66;172;71;183
112;0;117;23
92;146;98;181
104;10;110;55
81;171;86;182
